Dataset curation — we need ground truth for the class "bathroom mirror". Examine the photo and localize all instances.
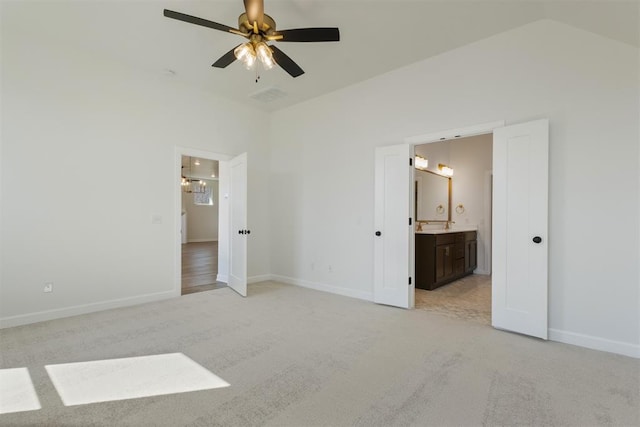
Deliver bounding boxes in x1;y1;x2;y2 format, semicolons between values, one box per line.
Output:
415;170;451;222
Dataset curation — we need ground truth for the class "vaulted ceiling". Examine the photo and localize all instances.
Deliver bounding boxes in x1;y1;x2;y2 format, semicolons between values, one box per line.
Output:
3;1;638;111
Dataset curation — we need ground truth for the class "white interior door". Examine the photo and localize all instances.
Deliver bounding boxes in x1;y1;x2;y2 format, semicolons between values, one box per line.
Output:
374;144;412;308
492;119;549;339
228;152;248;297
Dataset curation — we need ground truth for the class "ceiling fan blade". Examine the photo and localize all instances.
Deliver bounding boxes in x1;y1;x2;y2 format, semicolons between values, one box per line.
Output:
275;28;340;43
243;0;264;30
164;9;237;34
270;46;304;78
212;45;241;68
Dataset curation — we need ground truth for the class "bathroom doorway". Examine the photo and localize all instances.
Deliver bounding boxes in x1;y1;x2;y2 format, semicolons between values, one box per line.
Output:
413;133;493;324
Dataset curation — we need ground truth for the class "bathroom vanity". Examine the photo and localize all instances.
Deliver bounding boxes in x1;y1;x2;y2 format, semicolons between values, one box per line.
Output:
415;229;477;290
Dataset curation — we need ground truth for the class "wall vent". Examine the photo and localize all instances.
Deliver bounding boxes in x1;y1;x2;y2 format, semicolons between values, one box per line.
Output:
249;86;287;103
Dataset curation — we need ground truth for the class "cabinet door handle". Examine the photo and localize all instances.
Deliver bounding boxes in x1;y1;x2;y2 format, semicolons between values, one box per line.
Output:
532;236;542;244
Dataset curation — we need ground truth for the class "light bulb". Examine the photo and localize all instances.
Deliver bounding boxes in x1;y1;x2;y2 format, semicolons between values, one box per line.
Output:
234;43;256;70
438;164;454;177
415;156;429;170
255;42;275;70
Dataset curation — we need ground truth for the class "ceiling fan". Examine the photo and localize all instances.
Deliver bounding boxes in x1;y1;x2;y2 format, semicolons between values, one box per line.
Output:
164;0;340;78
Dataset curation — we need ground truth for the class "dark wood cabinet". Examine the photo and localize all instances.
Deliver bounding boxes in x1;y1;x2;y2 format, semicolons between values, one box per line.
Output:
415;231;477;290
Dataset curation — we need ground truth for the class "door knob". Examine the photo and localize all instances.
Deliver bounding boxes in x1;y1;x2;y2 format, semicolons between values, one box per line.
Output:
532;236;542;244
238;230;243;234
375;231;382;236
247;230;251;234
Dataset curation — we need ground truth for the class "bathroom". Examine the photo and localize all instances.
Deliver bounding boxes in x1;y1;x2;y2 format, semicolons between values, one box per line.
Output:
413;133;493;323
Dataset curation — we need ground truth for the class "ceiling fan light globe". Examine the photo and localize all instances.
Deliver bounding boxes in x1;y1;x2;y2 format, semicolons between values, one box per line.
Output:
255;42;275;70
234;43;256;69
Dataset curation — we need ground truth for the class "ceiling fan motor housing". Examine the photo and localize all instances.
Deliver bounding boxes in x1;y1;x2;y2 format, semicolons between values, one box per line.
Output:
238;12;276;35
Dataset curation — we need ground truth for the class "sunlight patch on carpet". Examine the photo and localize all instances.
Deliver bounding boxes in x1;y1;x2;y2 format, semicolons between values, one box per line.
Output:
45;353;229;406
0;368;41;414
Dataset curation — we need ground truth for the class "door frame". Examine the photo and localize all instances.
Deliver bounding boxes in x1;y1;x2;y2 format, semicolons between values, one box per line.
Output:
174;147;231;297
402;120;504;305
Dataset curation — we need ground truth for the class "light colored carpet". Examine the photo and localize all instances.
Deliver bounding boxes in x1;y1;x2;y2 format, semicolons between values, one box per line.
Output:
1;281;638;426
415;274;491;325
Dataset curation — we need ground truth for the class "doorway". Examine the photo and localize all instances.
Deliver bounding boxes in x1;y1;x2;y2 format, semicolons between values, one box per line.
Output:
374;119;550;339
180;156;226;295
413;134;493;324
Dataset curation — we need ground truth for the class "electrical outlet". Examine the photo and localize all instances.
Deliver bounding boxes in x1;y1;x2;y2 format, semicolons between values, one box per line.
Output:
43;282;53;293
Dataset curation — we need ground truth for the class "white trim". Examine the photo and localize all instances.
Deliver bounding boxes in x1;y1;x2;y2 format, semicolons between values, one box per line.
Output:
404;120;505;145
271;275;374;302
0;290;175;329
216;274;228;284
247;274;271;284
175;146;231;298
187;239;218;243
549;329;640;359
483;170;493;275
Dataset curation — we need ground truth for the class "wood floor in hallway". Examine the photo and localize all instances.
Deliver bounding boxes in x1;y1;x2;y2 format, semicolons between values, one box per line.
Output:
181;241;226;295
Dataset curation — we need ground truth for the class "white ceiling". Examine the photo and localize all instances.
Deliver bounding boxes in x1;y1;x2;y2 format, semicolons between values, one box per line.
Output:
182;156;219;180
3;1;638;112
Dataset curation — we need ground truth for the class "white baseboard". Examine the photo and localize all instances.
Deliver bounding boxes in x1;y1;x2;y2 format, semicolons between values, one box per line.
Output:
248;274;272;284
0;290;176;329
549;328;640;359
270;274;373;302
216;274;228;283
187;239;218;243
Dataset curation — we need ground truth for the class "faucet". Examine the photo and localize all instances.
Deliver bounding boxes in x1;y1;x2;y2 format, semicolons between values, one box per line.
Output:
444;220;455;230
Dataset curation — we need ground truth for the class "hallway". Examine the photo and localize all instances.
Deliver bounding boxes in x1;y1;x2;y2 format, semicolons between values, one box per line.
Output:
181;242;226;295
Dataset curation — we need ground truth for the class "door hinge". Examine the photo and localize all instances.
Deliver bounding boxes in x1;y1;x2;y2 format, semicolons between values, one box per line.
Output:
409;218;412;225
409;158;413;166
409;277;412;285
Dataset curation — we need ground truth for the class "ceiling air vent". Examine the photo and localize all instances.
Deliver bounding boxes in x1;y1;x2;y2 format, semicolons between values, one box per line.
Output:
249;86;287;103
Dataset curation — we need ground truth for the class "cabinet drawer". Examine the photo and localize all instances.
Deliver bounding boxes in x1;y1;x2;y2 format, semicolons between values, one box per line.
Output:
435;234;456;245
465;231;477;241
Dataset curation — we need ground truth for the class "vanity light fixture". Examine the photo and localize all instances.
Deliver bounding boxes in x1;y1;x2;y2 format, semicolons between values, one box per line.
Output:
415;155;429;170
438;163;454;177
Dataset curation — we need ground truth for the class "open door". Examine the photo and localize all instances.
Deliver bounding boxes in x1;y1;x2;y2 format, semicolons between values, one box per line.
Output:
228;152;248;297
492;119;549;339
373;144;412;308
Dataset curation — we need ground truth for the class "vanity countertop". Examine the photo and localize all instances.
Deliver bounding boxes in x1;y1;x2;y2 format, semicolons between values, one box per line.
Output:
415;226;477;235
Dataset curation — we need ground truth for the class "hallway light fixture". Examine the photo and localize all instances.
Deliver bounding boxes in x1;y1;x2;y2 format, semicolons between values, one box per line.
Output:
415;155;429;170
181;156;207;194
438;163;454;177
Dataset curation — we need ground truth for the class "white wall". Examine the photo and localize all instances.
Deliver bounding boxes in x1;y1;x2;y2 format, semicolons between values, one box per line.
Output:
0;25;271;325
182;179;219;242
269;20;639;356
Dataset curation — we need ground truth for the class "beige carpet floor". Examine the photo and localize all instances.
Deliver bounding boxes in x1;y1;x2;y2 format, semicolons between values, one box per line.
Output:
1;281;638;426
415;274;491;325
